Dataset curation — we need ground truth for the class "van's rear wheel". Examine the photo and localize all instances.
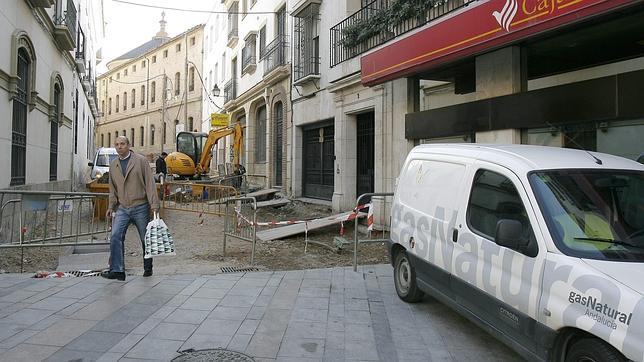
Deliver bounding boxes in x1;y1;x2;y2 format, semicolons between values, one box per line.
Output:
394;251;424;303
565;337;625;362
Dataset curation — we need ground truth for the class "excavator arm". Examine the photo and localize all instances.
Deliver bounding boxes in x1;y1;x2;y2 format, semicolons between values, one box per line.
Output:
195;123;244;175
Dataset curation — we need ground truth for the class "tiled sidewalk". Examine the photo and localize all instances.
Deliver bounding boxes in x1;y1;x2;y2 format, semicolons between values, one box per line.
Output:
0;265;522;361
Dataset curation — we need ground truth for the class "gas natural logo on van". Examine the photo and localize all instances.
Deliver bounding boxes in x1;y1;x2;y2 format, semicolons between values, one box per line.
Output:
569;291;633;329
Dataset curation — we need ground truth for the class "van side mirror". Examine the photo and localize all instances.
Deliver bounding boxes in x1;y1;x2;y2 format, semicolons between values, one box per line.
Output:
495;219;526;250
88;162;94;167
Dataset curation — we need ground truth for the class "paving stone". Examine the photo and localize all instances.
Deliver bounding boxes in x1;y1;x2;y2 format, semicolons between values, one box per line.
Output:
285;321;327;340
165;294;191;306
227;333;252;352
344;338;380;361
0;290;38;303
131;292;175;306
180;333;232;351
290;308;328;323
192;287;228;299
29;297;77;311
0;329;39;349
56;302;88;316
302;279;332;288
245;332;283;359
235;278;269;288
95;352;124;362
1;308;56;327
295;296;329;310
208;306;250;320
124;336;182;360
298;287;330;298
107;333;145;353
91;313;147;334
0;323;24;341
345;297;370;311
67;300;124;321
228;285;263;298
0;343;60;362
237;318;260;335
25;318;96;346
277;337;325;359
129;317;162;335
148;322;198;341
180;297;219;311
323;347;345;362
255;309;291;335
164;308;209;324
259;286;278;297
345;323;375;342
151;305;177;319
65;330;126;352
202;279;237;290
246;306;266;320
24;314;64;330
345;310;372;324
253;295;273;307
219;294;257;308
195;318;243;336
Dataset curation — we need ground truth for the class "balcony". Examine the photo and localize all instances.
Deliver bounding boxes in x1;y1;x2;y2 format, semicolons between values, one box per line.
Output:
53;0;77;51
223;79;237;104
75;27;86;74
330;0;475;67
227;2;239;48
263;34;288;76
241;46;256;75
25;0;54;8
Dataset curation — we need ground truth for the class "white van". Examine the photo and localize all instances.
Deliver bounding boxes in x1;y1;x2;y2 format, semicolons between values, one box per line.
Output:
390;144;644;361
88;147;118;179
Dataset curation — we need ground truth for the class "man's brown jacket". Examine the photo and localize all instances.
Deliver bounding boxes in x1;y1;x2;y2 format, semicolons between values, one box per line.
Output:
108;152;160;211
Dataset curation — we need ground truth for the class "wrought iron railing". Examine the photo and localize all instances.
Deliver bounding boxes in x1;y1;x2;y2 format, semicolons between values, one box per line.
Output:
54;0;77;46
293;4;320;82
330;0;476;67
228;26;238;42
224;79;237;104
242;46;256;72
75;26;85;62
263;35;288;76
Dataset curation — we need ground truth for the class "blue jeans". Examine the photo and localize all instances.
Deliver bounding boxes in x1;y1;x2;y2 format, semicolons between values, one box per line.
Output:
109;203;152;272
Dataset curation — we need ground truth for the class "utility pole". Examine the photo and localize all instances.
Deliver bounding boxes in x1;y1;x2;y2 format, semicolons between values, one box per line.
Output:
161;71;166;154
184;32;188;131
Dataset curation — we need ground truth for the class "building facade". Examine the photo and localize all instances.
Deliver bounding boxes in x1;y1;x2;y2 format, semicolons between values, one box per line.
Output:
0;0;104;190
96;16;204;156
212;0;291;191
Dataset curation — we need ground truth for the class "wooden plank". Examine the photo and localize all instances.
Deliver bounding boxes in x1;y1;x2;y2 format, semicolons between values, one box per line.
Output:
246;188;279;198
256;211;364;241
257;198;290;208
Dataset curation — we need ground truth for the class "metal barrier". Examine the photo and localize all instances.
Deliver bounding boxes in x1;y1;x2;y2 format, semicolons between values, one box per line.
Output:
353;192;394;271
0;190;111;249
162;182;239;216
217;174;249;194
223;197;257;265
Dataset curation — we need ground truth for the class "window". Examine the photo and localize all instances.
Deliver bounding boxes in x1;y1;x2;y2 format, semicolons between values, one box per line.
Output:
123;92;127;110
124;69;128;76
142;60;146;68
222;53;226;80
109;76;112;83
152;55;157;63
293;4;320;81
115;131;118;138
176;43;181;52
188;117;193;132
50;81;62;181
131;128;135;145
175;72;181;96
101;134;104;147
108;132;111;146
163;49;168;58
141;85;145;105
116;95;119;112
117;72;120;79
131;89;135;109
151;125;155;145
101;100;105;113
151;81;156;102
467;169;535;253
189;67;195;92
123;129;126;138
259;26;266;58
255;105;267;162
163;122;167;144
213;64;218;84
242;34;257;73
108;97;112;114
190;36;196;46
133;64;136;72
140;126;144;146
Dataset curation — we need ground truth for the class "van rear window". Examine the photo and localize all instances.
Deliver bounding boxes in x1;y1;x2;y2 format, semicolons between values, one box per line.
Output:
530;169;644;261
96;154;118;167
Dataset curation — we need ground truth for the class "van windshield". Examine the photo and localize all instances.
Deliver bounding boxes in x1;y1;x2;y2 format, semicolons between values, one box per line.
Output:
529;169;644;261
96;153;118;167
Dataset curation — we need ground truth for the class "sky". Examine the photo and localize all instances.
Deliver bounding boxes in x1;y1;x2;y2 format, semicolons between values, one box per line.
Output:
98;0;217;74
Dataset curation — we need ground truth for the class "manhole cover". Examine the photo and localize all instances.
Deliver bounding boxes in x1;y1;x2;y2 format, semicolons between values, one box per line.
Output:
172;348;254;361
221;266;259;273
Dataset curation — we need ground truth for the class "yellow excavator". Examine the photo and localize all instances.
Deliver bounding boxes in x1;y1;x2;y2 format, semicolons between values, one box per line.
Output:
166;123;243;179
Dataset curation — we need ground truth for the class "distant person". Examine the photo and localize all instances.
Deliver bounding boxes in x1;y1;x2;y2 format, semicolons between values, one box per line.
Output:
155;152;168;182
232;163;246;189
103;136;160;281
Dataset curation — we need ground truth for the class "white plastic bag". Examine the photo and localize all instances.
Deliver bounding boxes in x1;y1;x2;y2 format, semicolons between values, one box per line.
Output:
144;212;176;258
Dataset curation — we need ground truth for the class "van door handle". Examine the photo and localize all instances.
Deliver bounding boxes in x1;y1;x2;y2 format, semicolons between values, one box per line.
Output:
452;229;458;243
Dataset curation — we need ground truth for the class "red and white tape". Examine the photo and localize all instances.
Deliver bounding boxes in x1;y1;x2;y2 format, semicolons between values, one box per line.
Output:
234;203;374;230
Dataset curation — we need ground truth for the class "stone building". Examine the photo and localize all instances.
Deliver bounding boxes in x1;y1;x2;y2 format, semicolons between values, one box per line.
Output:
96;15;204;155
206;0;291;191
0;0;104;190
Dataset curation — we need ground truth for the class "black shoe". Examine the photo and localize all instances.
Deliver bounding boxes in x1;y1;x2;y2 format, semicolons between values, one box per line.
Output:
101;271;126;281
143;270;153;277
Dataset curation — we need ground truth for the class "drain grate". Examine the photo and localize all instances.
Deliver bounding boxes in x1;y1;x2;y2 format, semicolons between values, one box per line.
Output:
172;348;254;361
220;266;259;274
67;270;102;277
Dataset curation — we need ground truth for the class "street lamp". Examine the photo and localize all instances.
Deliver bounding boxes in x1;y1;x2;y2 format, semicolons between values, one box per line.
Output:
212;84;221;98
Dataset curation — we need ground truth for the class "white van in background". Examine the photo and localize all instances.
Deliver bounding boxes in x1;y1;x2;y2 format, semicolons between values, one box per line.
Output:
390;144;644;361
88;147;118;179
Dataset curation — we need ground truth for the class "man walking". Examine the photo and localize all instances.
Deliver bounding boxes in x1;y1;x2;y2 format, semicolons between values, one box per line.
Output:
155;152;168;182
103;136;159;281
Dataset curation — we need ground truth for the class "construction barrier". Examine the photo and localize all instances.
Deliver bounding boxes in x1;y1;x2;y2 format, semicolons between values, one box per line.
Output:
162;181;239;216
353;192;394;272
223;197;257;265
218;174;248;194
0;190;111;249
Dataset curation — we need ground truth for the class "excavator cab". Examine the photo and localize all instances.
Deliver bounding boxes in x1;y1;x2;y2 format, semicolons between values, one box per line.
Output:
176;132;208;166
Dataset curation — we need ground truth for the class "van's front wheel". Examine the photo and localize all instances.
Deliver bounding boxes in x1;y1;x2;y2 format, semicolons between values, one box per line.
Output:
565;337;625;362
394;251;424;303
